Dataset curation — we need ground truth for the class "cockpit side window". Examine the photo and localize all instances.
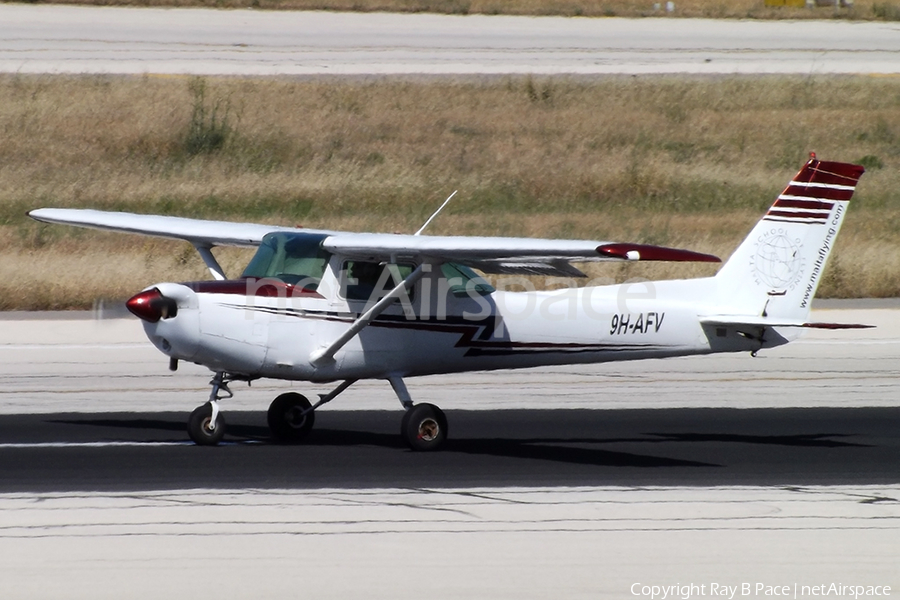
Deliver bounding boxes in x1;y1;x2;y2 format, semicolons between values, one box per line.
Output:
241;232;332;289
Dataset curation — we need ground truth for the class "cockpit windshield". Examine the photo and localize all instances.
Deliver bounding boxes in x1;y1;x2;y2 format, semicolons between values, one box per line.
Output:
241;232;332;289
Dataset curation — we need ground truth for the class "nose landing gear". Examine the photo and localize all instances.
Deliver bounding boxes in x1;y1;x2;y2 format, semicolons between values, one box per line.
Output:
188;402;226;446
187;371;233;446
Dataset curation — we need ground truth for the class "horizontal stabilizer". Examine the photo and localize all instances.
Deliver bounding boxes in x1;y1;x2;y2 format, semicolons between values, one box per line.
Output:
700;316;874;330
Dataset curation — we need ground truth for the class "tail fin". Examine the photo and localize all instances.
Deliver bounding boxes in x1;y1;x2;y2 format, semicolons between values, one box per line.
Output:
714;155;865;320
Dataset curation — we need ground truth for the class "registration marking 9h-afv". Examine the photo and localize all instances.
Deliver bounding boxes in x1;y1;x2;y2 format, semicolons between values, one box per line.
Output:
610;312;665;335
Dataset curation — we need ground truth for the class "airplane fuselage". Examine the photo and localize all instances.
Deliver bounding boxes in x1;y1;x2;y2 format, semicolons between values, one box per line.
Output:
142;269;784;384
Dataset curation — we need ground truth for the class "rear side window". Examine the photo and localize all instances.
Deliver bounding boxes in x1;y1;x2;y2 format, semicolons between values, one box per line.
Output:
341;261;414;302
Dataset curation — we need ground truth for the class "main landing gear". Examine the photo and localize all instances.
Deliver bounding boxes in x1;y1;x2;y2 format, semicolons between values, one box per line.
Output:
390;376;448;451
187;372;448;451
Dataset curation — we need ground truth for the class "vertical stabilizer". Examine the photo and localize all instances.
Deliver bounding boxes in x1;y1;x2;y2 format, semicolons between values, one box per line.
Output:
714;156;864;320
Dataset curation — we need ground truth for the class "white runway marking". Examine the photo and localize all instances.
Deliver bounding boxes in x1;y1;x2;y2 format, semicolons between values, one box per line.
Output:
0;441;260;448
0;441;187;449
0;344;148;351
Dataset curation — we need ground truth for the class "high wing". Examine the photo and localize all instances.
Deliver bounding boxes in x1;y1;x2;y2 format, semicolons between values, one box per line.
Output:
322;234;720;276
27;208;321;248
28;208;721;278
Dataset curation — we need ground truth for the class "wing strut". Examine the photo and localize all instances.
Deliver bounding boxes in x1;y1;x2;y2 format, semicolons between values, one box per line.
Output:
414;191;457;236
193;245;226;281
309;263;428;366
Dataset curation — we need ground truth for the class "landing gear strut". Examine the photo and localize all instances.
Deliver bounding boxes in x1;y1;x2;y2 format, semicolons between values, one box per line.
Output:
187;373;449;451
187;371;233;446
267;379;358;443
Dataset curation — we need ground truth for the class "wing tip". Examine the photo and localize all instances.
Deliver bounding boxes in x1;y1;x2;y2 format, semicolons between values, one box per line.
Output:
597;243;721;263
27;208;48;222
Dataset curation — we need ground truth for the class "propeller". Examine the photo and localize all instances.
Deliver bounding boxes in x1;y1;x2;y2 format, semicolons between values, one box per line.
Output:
126;288;178;323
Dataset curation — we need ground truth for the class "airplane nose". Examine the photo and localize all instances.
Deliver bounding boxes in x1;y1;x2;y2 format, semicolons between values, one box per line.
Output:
126;288;178;322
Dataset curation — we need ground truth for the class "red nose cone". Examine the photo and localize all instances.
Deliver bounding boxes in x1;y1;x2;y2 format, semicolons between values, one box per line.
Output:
126;288;174;323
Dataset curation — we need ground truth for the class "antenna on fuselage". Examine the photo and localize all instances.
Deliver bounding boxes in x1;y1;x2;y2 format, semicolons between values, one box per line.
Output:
414;190;457;236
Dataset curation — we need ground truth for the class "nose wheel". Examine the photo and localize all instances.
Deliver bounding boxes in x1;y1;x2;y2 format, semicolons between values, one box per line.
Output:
188;402;227;446
188;371;234;446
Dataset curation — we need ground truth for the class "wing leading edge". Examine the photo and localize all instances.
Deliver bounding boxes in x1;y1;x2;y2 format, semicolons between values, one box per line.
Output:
27;208;319;249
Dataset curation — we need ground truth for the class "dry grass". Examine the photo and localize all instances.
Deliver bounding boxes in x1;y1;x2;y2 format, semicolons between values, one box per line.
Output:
15;0;900;20
1;74;899;309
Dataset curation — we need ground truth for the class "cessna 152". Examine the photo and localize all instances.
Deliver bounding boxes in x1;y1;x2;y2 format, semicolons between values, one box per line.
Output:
29;156;866;451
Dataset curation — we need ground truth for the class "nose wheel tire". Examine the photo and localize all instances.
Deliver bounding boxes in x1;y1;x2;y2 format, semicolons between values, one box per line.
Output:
188;402;226;446
268;392;315;443
401;403;448;452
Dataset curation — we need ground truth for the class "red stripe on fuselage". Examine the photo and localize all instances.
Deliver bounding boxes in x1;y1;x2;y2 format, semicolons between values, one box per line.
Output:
185;279;323;298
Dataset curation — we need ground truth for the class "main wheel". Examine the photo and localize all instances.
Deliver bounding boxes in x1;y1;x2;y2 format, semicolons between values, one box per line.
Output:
188;403;226;446
401;403;448;451
268;392;315;443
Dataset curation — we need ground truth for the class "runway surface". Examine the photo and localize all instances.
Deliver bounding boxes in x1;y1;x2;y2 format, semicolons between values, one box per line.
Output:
0;307;897;494
3;5;900;75
1;406;898;493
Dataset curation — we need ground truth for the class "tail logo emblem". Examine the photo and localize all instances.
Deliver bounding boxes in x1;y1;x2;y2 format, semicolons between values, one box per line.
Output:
750;228;805;290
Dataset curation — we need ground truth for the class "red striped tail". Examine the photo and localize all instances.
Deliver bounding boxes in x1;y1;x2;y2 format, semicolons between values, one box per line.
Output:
714;156;865;321
764;157;865;225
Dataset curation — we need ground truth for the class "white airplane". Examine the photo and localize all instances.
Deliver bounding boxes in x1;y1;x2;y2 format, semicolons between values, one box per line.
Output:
29;156;868;450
